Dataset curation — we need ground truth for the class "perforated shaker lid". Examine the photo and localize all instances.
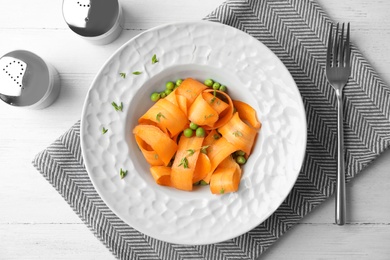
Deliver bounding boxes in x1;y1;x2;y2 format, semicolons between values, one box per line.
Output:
0;56;27;97
0;50;52;107
62;0;120;37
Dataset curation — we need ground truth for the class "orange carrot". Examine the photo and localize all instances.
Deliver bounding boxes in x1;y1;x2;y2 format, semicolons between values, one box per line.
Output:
176;78;208;106
218;112;257;155
202;89;234;130
150;166;172;186
164;88;178;106
203;129;220;147
233;100;261;129
170;136;204;191
133;124;177;166
139;98;188;137
134;135;164;166
203;92;229;115
202;136;236;183
192;152;211;183
176;94;188;116
188;93;219;127
210;155;241;194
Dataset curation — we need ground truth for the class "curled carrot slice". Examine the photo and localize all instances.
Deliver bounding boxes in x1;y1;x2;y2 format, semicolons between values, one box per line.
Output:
210;155;241;194
139;98;188;137
202;89;234;130
218;112;257;155
170;136;204;191
202;136;236;183
133;124;177;166
134;135;164;166
188;93;219;127
164;88;178;106
150;166;172;186
188;90;234;130
192;152;211;183
176;94;188;116
233;100;261;129
202;92;229;115
176;78;208;107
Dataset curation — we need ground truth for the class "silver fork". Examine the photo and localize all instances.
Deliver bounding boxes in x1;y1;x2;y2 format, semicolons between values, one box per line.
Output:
326;22;351;225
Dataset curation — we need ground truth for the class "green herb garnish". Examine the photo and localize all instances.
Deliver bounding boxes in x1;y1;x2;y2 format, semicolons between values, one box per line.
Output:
119;168;128;179
220;188;225;194
232;130;243;137
119;72;126;78
200;180;209;186
152;54;159;64
213;134;220;140
132;71;142;75
204;114;214;119
102;127;108;134
178;157;189;169
187;149;195;156
200;145;210;154
156;112;166;122
112;101;123;112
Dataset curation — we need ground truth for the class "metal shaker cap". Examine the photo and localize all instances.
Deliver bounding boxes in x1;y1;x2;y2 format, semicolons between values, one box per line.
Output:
0;56;27;97
0;50;60;109
62;0;120;37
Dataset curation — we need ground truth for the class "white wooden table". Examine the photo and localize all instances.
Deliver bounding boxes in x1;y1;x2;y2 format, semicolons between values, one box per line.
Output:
1;0;389;259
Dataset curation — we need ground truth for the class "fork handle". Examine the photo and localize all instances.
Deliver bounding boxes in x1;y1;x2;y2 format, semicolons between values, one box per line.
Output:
336;91;346;225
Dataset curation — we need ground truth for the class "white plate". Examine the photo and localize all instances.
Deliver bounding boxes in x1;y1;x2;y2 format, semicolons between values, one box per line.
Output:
80;21;307;245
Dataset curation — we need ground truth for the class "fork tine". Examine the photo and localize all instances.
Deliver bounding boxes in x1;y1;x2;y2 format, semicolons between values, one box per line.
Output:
339;23;345;67
327;23;333;67
333;23;339;66
345;23;351;66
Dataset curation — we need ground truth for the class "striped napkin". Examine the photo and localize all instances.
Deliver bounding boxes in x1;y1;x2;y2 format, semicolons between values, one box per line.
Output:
33;0;390;259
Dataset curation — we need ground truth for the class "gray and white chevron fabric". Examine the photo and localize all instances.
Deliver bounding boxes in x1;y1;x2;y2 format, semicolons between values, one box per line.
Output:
33;0;390;259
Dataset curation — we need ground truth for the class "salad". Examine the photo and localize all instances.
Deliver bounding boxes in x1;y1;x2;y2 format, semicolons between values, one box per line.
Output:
133;78;261;194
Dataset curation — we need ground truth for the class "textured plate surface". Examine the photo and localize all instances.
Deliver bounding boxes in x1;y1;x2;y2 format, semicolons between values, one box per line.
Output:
80;21;307;245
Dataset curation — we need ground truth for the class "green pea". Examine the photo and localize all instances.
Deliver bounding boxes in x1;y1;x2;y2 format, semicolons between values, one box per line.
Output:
150;92;160;102
176;79;183;86
189;122;198;130
235;150;245;156
195;127;205;137
219;85;227;92
236;155;246;165
160;92;167;98
204;79;214;87
165;89;172;95
183;128;193;138
212;82;220;90
166;81;175;90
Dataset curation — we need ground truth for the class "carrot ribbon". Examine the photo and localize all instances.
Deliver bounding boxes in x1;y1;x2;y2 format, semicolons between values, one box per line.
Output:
133;78;261;194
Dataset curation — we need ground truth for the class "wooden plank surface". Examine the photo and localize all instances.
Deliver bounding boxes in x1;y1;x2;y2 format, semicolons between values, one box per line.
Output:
0;0;389;259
